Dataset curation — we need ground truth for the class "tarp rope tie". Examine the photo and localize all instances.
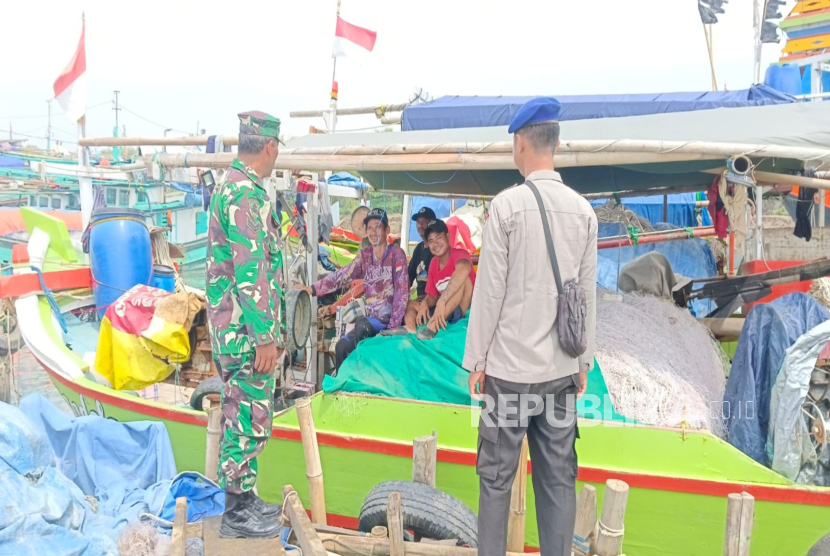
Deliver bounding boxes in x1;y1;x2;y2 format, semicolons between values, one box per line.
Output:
627;224;640;246
684;227;694;239
30;265;68;334
599;519;625;537
572;533;590;553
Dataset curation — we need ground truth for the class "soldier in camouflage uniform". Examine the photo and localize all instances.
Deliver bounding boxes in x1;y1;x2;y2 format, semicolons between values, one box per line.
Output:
206;110;285;539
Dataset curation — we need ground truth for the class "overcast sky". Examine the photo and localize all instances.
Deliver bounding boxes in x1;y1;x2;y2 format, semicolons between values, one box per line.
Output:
1;0;795;149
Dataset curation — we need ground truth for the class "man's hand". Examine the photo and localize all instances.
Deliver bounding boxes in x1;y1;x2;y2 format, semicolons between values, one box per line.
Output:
416;303;430;326
577;368;588;399
293;284;313;295
433;300;448;331
254;342;278;373
469;371;485;401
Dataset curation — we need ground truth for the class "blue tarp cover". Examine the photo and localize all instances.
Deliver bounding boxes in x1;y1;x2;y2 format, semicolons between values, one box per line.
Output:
723;294;830;466
0;395;224;556
0;154;26;168
401;85;796;131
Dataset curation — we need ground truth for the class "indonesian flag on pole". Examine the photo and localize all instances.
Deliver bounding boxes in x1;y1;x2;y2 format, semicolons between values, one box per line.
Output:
53;20;87;122
332;16;377;58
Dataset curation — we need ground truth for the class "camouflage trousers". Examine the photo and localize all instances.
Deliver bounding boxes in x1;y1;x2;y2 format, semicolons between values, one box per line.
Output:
214;351;276;494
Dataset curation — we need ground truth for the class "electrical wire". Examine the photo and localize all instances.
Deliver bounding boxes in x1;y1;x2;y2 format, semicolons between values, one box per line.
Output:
118;104;191;135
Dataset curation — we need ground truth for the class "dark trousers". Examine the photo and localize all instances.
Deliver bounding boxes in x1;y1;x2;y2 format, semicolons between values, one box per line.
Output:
333;317;380;372
476;374;579;556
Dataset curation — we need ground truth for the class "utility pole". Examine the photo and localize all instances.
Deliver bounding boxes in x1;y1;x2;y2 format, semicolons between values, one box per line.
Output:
46;100;52;151
113;90;121;161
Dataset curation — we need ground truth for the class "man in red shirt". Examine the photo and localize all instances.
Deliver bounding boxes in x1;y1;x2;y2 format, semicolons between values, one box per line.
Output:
388;219;476;339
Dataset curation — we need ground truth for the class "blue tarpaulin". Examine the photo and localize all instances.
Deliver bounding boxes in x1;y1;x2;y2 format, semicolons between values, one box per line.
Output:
401;85;796;131
0;154;26;168
723;294;830;466
328;172;368;188
0;395;224;556
591;193;712;229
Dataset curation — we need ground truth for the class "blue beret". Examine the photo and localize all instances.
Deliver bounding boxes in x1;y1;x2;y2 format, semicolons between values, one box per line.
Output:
508;97;562;134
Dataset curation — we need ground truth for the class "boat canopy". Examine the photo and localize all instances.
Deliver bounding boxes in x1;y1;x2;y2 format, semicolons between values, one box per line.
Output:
285;101;830;197
400;85;796;131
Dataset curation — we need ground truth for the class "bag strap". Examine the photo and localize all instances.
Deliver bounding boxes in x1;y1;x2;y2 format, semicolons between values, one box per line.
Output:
525;180;564;295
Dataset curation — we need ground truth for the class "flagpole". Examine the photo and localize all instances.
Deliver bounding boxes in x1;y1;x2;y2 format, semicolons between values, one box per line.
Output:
329;0;341;134
77;12;94;231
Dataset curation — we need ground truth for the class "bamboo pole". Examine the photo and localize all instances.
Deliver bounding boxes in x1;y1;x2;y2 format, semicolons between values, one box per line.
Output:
317;533;534;556
204;407;221;482
572;485;598;556
596;226;717;249
295;397;327;525
387;492;405;556
412;432;437;487
699;318;746;341
703;168;830;191
724;492;754;556
506;436;529;553
372;526;389;538
80;137;830;164
283;485;329;556
290;103;409;118
171;497;187;556
595;479;629;556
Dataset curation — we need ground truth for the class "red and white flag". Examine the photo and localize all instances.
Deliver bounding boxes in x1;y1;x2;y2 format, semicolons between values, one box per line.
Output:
332;16;377;58
53;20;87;122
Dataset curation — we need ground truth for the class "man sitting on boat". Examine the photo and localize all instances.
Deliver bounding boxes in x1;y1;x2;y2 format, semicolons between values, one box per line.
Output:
294;208;410;371
388;219;476;339
407;206;437;301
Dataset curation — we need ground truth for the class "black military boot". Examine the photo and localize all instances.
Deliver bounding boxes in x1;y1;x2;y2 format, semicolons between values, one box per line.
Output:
219;491;282;539
249;491;283;519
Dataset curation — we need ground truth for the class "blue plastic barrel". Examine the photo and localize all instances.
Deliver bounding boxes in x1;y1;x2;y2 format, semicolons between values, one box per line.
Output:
764;64;801;96
89;207;152;318
151;264;176;293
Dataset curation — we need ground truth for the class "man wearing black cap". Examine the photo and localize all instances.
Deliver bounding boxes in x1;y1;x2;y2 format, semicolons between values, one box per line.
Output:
388;219;476;338
294;208;409;371
408;206;436;299
464;98;597;556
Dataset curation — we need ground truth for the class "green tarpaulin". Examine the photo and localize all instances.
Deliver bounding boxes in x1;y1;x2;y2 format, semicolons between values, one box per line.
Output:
323;317;631;422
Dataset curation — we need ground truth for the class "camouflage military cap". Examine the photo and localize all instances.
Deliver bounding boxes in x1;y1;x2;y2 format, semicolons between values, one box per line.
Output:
238;110;285;144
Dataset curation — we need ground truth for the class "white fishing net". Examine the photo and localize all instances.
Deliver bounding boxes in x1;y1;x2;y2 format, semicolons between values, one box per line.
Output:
809;277;830;311
117;522;204;556
596;291;728;436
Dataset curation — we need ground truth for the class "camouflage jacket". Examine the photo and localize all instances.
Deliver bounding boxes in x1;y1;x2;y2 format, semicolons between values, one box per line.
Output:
206;158;281;355
315;244;409;328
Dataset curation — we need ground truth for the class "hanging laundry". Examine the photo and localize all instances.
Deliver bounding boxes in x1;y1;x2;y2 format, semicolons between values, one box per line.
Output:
794;186;817;242
718;172;749;255
707;177;728;238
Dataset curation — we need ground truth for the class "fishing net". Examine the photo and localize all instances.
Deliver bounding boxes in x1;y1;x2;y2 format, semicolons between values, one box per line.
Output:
117;522;204;556
595;290;728;436
593;200;655;233
809;277;830;311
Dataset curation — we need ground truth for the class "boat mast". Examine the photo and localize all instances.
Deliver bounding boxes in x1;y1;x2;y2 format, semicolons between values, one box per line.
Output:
77;12;94;231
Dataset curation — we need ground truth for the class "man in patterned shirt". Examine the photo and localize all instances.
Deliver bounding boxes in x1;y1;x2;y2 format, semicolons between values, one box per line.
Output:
205;110;285;539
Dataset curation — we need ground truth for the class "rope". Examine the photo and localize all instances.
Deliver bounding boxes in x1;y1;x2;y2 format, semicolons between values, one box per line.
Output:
30;266;67;334
626;225;640;246
684;227;694;239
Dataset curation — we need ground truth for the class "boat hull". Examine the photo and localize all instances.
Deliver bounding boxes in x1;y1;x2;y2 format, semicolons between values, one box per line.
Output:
41;362;830;556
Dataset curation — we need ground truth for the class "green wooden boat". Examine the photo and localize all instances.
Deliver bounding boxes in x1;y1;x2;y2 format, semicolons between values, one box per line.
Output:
17;290;830;556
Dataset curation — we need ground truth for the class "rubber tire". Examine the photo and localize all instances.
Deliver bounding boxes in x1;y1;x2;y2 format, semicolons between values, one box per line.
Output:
285;288;311;352
358;480;478;547
190;375;223;410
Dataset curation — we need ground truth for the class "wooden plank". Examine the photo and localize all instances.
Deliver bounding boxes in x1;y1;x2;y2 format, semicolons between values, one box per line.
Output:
412;432;437;487
205;407;221;481
317;534;535;556
506;436;528;553
0;268;92;299
572;485;597;556
171;497;187;556
203;515;285;556
282;485;329;556
387;492;404;556
596;479;629;556
783;32;830;54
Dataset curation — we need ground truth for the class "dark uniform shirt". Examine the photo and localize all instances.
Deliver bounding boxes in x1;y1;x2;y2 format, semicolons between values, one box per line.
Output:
408;241;434;298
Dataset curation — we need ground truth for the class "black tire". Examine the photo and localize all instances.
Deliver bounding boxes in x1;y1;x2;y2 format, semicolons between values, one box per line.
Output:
358;481;478;547
190;375;223;410
285;288;311;352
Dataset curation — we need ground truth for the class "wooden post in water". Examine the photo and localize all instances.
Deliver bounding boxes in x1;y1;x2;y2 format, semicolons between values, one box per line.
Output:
387;492;405;556
283;485;328;556
296;397;327;524
507;436;529;552
413;431;437;487
205;407;221;482
724;492;754;556
572;484;598;556
171;497;188;556
595;479;629;556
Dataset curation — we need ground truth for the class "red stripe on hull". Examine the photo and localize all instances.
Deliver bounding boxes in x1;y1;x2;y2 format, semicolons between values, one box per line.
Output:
41;361;830;508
